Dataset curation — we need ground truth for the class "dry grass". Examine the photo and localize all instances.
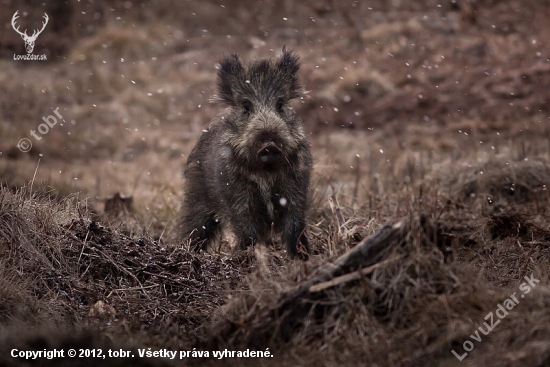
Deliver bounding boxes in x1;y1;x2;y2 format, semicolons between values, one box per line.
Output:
2;141;550;366
1;1;550;366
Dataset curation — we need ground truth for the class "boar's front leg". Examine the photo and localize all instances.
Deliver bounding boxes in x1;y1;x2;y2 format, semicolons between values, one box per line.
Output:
282;214;310;260
224;186;264;251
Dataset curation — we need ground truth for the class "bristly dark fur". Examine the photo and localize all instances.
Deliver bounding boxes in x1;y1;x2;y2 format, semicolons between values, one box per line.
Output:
213;47;305;106
180;49;312;260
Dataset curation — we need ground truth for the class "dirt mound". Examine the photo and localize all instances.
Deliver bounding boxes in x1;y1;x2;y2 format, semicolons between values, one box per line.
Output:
0;186;244;363
448;157;550;205
204;214;550;366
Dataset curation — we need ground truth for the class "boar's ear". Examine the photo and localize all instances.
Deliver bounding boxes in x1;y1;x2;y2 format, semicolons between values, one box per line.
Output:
215;53;244;105
277;47;304;100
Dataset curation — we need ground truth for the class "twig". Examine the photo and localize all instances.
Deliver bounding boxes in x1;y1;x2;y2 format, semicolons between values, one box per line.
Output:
352;154;361;206
107;283;160;298
77;230;90;267
29;158;41;198
309;255;401;293
328;185;348;237
90;246;149;298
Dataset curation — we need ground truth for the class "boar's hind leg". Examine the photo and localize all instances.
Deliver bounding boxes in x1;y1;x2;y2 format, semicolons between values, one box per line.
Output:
283;216;310;260
181;206;220;252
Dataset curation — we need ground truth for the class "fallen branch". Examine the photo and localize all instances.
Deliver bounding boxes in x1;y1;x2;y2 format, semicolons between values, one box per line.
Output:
316;220;404;280
207;220;406;349
308;255;402;293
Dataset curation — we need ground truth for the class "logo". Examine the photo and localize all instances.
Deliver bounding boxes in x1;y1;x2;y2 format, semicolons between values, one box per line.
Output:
11;11;48;61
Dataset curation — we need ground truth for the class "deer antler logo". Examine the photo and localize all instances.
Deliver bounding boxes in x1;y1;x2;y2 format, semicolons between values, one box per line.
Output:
11;11;49;54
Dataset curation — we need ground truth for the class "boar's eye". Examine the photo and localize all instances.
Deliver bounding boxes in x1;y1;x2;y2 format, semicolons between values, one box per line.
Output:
276;98;285;113
242;100;253;114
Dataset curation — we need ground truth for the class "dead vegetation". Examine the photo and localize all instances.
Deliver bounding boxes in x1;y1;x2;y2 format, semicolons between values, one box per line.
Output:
198;149;550;366
1;145;550;366
1;1;550;366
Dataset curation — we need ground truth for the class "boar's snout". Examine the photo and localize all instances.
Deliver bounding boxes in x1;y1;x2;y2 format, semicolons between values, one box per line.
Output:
257;142;282;164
